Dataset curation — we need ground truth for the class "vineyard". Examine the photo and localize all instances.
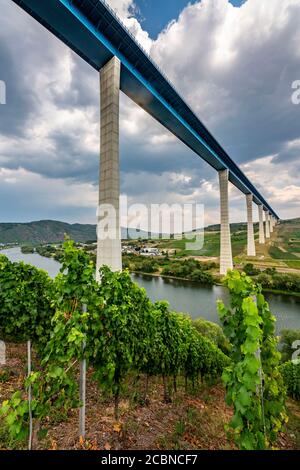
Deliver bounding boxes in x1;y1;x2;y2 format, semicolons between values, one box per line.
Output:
0;241;299;450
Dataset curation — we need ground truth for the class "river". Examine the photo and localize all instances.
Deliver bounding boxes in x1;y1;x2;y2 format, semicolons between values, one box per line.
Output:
1;247;299;333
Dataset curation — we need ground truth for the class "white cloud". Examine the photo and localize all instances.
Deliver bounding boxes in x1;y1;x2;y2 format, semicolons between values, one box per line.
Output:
0;0;299;224
107;0;135;19
151;0;300;129
106;0;153;52
241;153;300;218
0;167;98;223
123;16;153;53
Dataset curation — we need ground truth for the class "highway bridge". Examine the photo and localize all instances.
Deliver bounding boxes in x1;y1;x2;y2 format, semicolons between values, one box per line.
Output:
12;0;279;274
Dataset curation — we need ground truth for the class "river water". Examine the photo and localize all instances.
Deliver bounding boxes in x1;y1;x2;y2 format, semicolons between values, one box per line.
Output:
1;247;299;334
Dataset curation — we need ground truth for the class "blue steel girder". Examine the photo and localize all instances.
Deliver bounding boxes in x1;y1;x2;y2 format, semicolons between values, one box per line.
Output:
11;0;279;219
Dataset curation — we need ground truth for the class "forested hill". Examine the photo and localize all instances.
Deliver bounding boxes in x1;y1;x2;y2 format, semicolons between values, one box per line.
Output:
0;217;298;245
0;220;148;244
0;220;97;244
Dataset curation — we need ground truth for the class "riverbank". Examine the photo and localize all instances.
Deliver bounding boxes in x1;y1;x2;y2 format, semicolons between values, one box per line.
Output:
261;288;300;299
1;247;299;333
131;269;219;285
131;269;300;300
3;245;300;301
2;242;300;298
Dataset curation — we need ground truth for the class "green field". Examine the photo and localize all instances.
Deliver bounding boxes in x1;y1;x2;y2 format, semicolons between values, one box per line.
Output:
269;219;300;263
268;246;299;260
150;218;300;276
285;260;300;269
155;226;251;258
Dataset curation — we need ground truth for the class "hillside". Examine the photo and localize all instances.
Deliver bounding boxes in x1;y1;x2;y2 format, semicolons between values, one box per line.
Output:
0;217;299;247
0;220;151;244
0;218;260;245
0;220;97;244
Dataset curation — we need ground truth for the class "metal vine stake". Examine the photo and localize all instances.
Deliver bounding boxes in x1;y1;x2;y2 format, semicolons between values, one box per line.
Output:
27;339;33;450
79;304;87;439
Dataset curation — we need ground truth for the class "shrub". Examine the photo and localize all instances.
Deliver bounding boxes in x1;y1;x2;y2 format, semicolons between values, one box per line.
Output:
161;259;214;284
21;246;34;254
255;272;300;293
256;273;272;288
264;267;277;276
140;260;159;273
279;329;300;364
190;269;214;284
192;318;230;355
243;263;260;276
280;361;300;400
0;255;55;346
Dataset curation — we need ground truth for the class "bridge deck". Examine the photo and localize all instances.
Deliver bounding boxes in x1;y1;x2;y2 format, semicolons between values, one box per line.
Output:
12;0;278;218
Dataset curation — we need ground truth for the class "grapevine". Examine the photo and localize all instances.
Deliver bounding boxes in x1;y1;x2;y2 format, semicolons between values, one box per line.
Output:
218;270;287;450
0;241;229;445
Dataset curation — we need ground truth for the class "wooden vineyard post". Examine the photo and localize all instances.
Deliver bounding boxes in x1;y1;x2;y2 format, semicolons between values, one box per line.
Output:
27;339;33;450
79;304;87;439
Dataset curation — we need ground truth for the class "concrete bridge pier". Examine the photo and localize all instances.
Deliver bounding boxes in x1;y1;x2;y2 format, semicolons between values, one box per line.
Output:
265;209;270;239
96;56;122;280
218;169;233;275
270;214;274;233
258;204;265;245
246;194;256;257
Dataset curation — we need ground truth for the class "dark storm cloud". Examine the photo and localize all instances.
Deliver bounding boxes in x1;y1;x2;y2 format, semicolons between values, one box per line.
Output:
0;0;299;223
153;0;300;171
0;38;35;136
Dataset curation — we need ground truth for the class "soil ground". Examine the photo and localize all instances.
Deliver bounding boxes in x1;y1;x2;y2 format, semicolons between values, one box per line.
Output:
0;343;299;451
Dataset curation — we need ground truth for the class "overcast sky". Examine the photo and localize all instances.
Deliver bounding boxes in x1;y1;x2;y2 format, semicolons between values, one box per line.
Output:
0;0;299;227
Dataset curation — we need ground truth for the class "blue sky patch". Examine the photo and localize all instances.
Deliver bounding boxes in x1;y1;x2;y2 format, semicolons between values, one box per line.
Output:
135;0;245;38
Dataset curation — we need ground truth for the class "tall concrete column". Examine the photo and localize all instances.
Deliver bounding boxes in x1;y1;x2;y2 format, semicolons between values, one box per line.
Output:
96;56;122;279
246;194;256;256
272;216;276;230
219;169;233;275
265;210;270;239
270;213;274;233
258;204;265;244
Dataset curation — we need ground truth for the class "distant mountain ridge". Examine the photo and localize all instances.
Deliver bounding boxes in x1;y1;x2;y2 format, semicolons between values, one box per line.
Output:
0;220;149;244
0;217;296;245
0;220;97;244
